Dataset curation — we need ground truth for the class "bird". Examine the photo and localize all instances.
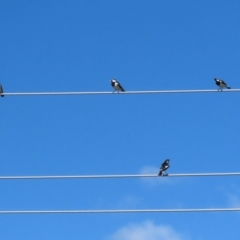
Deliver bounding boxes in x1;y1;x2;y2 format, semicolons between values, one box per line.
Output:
110;79;125;93
158;159;170;176
214;78;231;91
0;84;4;97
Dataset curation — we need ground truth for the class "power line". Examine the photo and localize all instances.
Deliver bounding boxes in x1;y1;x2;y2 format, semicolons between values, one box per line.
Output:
2;89;240;96
0;208;239;215
0;172;240;180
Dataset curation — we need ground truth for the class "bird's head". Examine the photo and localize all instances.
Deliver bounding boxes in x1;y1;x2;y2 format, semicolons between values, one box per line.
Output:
165;159;170;163
111;79;117;83
214;78;218;82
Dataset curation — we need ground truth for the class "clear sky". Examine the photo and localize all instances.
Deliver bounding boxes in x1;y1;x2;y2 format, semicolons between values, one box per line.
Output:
1;0;240;239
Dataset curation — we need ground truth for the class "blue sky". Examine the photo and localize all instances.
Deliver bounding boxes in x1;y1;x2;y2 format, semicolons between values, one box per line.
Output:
1;0;240;239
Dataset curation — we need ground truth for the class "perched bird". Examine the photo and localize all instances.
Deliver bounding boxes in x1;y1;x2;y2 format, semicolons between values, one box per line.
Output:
214;78;231;91
0;84;4;97
110;79;125;93
158;159;170;176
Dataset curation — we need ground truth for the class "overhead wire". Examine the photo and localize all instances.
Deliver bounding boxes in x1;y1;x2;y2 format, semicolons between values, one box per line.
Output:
0;172;240;180
2;89;240;96
0;208;240;214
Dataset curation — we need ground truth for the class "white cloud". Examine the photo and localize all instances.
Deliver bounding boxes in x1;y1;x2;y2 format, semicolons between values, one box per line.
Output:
140;166;159;175
228;194;240;208
116;195;142;209
221;184;240;208
108;221;186;240
139;166;171;186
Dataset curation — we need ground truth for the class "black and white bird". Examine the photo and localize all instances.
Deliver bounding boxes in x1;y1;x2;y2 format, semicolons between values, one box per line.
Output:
0;84;4;97
110;79;125;93
158;159;170;176
214;78;231;91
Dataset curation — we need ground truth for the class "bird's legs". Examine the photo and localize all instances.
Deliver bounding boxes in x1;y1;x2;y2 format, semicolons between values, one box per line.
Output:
159;170;168;176
163;171;168;176
112;90;120;93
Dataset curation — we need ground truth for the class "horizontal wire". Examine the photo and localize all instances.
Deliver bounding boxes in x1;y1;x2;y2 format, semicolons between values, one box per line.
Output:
0;208;240;214
2;88;240;96
0;172;240;180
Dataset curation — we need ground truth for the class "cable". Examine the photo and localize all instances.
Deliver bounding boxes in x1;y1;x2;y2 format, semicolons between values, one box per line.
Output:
0;172;240;180
0;208;239;214
2;89;239;96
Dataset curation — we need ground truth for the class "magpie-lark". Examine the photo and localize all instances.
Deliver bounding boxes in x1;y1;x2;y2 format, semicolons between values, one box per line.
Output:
0;84;4;97
158;159;170;176
214;78;231;91
110;79;125;93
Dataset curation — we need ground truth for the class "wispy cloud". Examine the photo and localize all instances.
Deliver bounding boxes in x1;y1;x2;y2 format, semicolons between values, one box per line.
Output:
116;195;142;209
220;184;240;208
139;166;171;186
108;221;187;240
228;194;240;208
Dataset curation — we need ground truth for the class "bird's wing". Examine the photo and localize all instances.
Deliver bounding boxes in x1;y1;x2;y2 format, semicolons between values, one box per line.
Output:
162;166;167;171
161;160;168;167
0;85;4;97
220;80;227;85
162;163;169;170
118;84;125;92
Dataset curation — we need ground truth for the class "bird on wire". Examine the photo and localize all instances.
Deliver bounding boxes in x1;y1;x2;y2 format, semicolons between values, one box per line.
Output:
110;79;125;93
158;159;170;176
214;78;231;91
0;84;4;97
